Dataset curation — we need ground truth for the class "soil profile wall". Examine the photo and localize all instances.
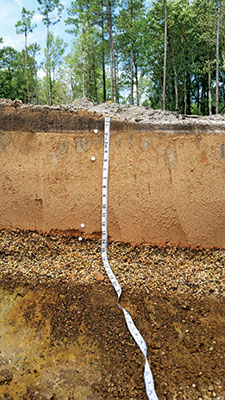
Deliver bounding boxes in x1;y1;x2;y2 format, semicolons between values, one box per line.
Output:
1;102;225;248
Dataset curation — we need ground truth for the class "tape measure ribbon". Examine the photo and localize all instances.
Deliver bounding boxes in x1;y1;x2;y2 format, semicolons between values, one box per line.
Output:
101;117;158;400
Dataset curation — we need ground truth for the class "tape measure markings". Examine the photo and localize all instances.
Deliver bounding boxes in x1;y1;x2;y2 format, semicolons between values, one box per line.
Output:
101;117;158;400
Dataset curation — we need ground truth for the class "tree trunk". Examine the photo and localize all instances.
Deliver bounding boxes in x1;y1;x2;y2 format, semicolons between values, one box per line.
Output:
186;73;191;115
173;65;178;111
106;0;114;101
184;77;187;114
101;0;106;102
162;0;167;111
49;68;53;105
208;62;212;116
46;23;50;105
197;77;200;113
134;61;140;106
216;0;221;114
130;0;134;105
113;44;119;102
82;69;85;98
24;30;29;103
102;48;106;102
88;67;92;100
93;56;98;102
70;73;75;99
130;50;134;105
35;66;38;104
30;46;39;104
200;79;208;115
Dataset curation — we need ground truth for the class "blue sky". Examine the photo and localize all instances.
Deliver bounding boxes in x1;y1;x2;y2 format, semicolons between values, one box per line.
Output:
0;0;73;61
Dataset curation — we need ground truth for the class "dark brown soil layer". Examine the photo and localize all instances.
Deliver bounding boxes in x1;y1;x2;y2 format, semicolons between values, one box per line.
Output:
1;98;225;133
0;230;224;400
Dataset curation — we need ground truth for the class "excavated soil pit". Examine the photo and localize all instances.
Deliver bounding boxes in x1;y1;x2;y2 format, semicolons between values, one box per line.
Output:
2;99;225;248
0;230;224;400
0;100;225;399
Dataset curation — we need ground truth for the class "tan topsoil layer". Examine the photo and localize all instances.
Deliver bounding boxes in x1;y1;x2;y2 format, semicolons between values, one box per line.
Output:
0;230;224;400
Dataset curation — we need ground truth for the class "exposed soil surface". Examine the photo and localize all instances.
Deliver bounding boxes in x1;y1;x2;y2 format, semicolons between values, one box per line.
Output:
0;230;224;400
0;100;225;399
1;98;225;133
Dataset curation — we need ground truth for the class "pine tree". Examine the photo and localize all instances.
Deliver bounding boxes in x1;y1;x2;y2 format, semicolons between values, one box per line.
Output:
37;0;64;105
162;0;167;111
66;0;109;102
216;0;221;113
15;7;37;103
28;43;41;104
117;0;145;105
46;33;67;104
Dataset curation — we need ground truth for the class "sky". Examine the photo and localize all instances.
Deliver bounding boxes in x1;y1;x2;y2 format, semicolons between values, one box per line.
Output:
0;0;73;63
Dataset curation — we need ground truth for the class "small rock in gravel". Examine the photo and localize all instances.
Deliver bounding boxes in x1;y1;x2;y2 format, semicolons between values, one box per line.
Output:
93;270;105;282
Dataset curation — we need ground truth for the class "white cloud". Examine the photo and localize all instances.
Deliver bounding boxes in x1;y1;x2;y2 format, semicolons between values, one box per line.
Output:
37;69;45;79
2;34;24;50
14;0;22;5
29;29;46;45
33;13;43;23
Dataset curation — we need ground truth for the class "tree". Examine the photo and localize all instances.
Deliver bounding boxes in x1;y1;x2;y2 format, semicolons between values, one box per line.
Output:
28;43;41;104
162;0;167;111
216;0;221;113
46;32;67;104
192;0;217;115
141;0;220;114
15;7;37;103
165;0;193;112
37;0;64;105
10;0;222;113
66;0;110;102
64;28;103;102
117;0;145;105
0;46;36;101
100;0;107;102
106;0;119;102
0;47;21;99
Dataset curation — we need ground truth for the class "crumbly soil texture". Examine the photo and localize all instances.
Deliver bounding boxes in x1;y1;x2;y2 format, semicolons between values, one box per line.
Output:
1;98;225;133
0;230;224;400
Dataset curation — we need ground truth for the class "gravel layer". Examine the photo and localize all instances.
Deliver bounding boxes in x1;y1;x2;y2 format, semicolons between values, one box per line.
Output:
0;229;224;297
0;229;224;400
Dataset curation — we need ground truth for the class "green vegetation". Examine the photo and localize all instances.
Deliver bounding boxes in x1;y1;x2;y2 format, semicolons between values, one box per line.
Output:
0;0;225;114
15;7;37;103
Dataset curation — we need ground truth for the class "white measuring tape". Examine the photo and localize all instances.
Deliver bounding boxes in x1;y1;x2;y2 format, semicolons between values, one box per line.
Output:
101;117;158;400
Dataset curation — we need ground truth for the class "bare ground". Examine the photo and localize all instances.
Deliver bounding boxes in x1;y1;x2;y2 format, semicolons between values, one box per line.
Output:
0;230;224;400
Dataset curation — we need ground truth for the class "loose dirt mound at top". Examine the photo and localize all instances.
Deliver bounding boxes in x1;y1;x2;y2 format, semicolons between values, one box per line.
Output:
69;98;225;125
1;98;225;127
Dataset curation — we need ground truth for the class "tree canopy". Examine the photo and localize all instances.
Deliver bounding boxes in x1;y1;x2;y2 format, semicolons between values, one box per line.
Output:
0;0;224;114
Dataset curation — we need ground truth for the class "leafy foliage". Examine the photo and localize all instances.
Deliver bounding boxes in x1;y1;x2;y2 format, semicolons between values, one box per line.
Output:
1;0;225;114
0;46;36;101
